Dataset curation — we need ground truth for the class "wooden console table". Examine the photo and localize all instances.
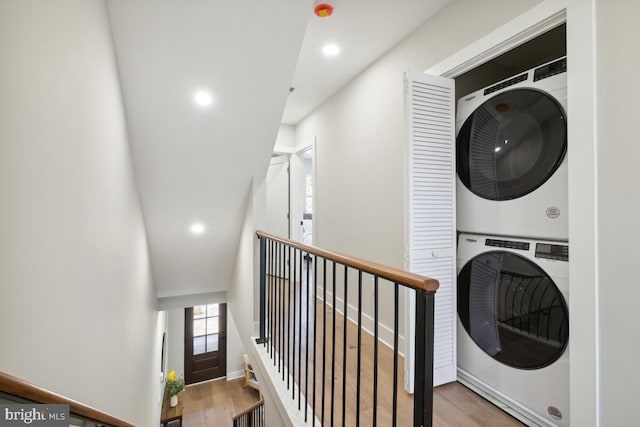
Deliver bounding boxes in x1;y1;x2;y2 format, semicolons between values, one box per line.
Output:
160;387;183;426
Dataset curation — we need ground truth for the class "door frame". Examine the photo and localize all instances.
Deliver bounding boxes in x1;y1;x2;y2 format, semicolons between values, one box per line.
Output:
419;1;599;425
184;303;227;385
267;154;291;239
405;0;567;392
289;138;317;245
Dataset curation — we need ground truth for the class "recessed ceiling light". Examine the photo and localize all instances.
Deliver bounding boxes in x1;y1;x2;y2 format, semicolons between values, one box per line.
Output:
194;91;212;107
322;44;340;56
190;223;206;235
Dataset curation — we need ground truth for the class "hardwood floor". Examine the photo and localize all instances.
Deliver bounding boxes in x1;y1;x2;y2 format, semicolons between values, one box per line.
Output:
181;272;524;427
433;383;524;427
182;377;261;427
181;378;522;427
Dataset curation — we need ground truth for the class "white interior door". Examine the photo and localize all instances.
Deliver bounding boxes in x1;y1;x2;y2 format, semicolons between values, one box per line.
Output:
289;142;315;246
403;71;456;390
266;155;290;239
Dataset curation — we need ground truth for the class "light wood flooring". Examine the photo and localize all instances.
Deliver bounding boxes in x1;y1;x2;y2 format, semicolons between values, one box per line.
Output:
181;377;522;427
181;273;525;427
182;377;261;427
264;285;524;427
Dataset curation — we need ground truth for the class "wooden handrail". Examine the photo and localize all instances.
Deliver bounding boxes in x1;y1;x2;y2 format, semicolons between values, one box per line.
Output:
0;370;135;427
232;399;264;421
256;231;439;292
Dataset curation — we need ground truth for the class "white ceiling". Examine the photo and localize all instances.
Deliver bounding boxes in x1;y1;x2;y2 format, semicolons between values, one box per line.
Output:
283;0;450;124
106;0;449;298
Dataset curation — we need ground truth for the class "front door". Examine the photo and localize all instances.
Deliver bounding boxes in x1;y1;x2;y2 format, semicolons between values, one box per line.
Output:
184;303;226;384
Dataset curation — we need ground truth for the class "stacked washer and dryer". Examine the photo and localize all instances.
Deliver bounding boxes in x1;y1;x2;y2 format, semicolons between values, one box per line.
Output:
455;57;570;426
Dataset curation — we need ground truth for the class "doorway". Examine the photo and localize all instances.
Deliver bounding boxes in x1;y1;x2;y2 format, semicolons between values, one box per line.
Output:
290;141;315;246
184;303;227;384
266;155;290;239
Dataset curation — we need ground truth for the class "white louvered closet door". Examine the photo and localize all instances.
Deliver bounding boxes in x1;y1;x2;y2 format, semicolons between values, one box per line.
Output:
404;71;456;389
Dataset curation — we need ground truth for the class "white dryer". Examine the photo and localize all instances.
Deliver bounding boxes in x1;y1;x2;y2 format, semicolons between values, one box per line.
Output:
457;233;569;427
456;57;567;241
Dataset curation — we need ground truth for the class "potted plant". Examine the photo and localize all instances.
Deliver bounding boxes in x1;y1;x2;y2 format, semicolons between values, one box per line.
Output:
166;370;185;407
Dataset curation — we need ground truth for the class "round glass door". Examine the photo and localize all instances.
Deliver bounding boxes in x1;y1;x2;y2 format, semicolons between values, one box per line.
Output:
458;251;569;369
457;89;566;200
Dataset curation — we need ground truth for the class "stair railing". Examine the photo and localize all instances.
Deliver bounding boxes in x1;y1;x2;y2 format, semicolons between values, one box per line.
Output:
255;231;439;427
232;399;264;427
0;370;135;427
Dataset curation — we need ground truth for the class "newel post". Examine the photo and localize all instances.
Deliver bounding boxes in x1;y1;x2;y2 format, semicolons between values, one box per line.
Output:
413;290;435;427
256;236;267;344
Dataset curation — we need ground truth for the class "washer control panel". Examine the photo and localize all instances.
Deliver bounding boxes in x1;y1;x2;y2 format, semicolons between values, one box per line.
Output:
535;243;569;262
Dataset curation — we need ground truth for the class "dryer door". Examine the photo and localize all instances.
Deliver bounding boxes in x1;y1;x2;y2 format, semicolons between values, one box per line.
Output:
457;251;568;369
457;89;566;201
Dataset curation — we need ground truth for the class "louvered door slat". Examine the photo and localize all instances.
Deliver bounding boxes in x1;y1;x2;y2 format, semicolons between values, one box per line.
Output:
404;71;456;390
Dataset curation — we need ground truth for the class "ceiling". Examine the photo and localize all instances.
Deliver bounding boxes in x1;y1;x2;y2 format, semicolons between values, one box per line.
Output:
283;0;450;124
106;0;450;298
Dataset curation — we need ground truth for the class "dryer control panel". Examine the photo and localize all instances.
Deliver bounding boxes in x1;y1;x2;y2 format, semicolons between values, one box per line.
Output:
485;238;530;251
535;243;569;262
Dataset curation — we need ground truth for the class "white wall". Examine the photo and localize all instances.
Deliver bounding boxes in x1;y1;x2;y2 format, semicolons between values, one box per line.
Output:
226;309;246;378
227;177;292;425
166;308;186;378
295;0;543;357
595;1;640;424
274;124;297;153
564;0;598;425
0;1;161;425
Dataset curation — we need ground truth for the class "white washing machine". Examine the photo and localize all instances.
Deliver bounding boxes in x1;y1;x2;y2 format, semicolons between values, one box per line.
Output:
457;233;569;427
456;57;567;241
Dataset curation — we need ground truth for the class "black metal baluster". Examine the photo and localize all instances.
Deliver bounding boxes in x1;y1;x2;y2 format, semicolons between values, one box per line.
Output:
258;237;267;345
292;247;297;396
331;261;337;427
277;243;284;372
305;253;311;422
414;290;435;427
356;271;363;426
312;254;318;423
268;240;277;358
373;276;379;427
278;245;287;381
274;240;278;359
298;247;303;410
341;266;348;427
278;242;282;370
393;282;399;427
287;246;292;389
321;258;327;426
267;239;271;351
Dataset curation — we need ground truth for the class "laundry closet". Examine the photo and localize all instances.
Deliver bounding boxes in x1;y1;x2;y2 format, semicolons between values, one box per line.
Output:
404;21;570;427
454;24;570;427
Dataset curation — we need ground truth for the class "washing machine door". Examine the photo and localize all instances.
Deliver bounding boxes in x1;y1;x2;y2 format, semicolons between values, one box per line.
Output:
457;89;566;201
458;251;569;369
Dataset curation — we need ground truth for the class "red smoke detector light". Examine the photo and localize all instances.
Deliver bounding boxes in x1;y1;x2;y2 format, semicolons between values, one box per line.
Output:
314;3;334;18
